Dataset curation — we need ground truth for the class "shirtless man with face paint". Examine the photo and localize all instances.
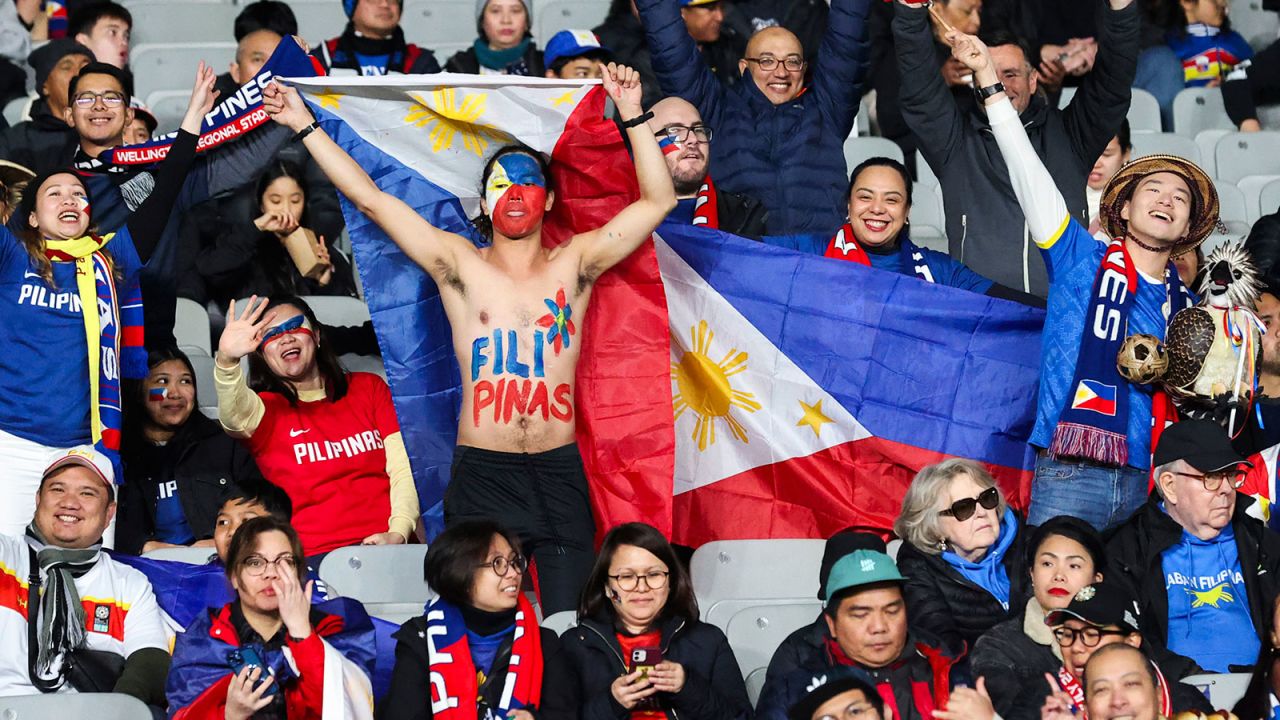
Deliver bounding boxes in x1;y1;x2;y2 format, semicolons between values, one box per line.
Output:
262;64;675;614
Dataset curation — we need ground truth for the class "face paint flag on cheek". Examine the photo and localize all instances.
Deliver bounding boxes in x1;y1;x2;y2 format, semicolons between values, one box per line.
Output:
657;135;679;156
148;387;167;402
76;195;91;222
258;315;314;352
485;153;548;238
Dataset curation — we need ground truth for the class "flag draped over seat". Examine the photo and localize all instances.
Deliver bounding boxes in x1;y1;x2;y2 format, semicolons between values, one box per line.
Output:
287;74;1045;545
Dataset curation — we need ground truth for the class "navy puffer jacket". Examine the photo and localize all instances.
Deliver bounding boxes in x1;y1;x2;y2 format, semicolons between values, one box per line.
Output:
635;0;872;235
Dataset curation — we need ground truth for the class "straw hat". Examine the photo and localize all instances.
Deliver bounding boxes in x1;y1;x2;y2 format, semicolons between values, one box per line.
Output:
1099;154;1219;258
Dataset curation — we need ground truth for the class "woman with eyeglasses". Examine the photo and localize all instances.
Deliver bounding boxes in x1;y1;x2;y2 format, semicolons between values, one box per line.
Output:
166;515;377;719
214;294;419;560
968;516;1108;720
894;458;1030;652
561;522;750;720
380;518;576;720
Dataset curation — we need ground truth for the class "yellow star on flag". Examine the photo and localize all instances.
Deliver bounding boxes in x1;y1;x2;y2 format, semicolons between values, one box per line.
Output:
313;89;344;110
796;399;834;438
552;90;576;107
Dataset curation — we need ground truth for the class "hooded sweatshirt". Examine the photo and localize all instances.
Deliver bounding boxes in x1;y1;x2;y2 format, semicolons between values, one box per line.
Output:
941;508;1018;609
1161;519;1259;671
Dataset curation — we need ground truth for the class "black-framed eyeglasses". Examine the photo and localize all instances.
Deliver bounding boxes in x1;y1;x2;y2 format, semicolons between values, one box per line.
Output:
1052;626;1130;648
656;124;713;145
938;486;1000;521
744;55;804;72
241;553;298;576
1171;470;1245;492
477;553;527;577
72;90;126;109
609;570;670;592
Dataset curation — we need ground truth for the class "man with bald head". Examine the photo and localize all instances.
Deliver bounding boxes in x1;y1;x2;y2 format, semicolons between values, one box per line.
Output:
635;0;872;236
647;96;767;239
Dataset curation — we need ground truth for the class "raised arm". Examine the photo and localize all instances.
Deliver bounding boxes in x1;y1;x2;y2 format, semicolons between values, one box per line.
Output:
894;0;966;169
950;31;1068;246
1061;0;1139;166
811;0;873;136
570;64;676;281
214;297;273;438
634;0;725;127
261;81;478;289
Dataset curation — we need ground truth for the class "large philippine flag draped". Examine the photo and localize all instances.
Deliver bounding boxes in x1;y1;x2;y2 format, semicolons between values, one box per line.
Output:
287;74;1044;545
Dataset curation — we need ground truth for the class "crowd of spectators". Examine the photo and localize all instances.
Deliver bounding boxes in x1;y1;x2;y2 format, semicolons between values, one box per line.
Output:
0;0;1277;717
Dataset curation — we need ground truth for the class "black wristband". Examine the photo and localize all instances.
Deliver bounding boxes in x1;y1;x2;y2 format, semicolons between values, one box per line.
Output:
976;82;1006;99
620;111;654;129
292;121;320;143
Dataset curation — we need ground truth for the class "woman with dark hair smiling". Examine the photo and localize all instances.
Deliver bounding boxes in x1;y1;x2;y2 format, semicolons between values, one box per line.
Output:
562;522;750;720
380;518;576;720
214;294;418;559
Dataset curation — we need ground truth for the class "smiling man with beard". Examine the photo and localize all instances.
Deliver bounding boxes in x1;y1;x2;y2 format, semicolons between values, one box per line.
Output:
647;96;767;239
1107;419;1280;674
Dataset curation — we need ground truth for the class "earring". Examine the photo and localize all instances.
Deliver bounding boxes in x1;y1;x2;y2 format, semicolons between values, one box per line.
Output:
936;539;947;553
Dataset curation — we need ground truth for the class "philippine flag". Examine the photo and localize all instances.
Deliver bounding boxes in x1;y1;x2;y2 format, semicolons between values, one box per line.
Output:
1070;379;1118;416
288;74;1045;544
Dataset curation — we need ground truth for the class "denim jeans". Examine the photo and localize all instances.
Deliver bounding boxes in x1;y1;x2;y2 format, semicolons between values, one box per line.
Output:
1028;452;1150;531
1135;45;1184;131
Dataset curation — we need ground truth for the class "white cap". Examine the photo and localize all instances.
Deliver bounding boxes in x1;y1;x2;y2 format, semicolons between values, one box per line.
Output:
43;445;115;494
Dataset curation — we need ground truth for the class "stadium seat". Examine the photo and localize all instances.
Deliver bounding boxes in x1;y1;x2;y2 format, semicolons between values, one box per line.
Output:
174;297;213;357
1259;176;1280;219
887;538;902;561
1182;673;1252;711
843;136;904;179
302;295;371;328
910;183;945;242
1239;174;1280;223
745;667;768;707
127;0;241;46
131;42;237;100
3;93;31;127
1128;88;1162;133
724;601;821;678
142;545;217;564
403;1;485;48
541;609;577;636
1214;132;1280;184
342;353;387;379
690;539;825;629
917;155;939;189
289;0;350;47
0;693;153;719
536;0;611;44
1195;128;1231;178
1231;0;1280;50
187;352;220;420
854;94;871;137
1173;87;1234;138
143;90;190;135
1216;181;1249;227
1058;86;1077;107
1129;132;1201;164
318;545;431;625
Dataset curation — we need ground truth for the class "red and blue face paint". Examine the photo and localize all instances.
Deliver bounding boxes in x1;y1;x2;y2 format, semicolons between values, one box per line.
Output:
148;387;167;403
657;134;679;156
258;314;314;352
485;153;547;239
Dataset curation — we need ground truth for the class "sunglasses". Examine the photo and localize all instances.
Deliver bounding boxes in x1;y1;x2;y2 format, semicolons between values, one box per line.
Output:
938;486;1000;521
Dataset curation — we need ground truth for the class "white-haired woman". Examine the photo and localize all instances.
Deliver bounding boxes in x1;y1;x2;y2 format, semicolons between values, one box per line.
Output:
894;458;1029;650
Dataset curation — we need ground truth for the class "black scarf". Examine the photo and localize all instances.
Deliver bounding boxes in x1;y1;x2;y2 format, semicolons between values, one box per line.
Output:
24;524;103;692
330;22;413;73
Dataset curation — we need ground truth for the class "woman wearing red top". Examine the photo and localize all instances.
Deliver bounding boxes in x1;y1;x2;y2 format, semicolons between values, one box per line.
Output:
560;523;750;720
213;295;418;557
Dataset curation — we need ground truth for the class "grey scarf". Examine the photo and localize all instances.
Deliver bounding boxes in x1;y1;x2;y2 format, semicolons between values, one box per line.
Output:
23;523;102;690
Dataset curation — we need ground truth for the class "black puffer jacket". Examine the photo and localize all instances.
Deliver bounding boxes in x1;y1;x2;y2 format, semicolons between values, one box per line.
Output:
0;99;78;175
117;411;264;555
561;614;750;720
970;610;1060;720
895;512;1031;651
763;615;825;691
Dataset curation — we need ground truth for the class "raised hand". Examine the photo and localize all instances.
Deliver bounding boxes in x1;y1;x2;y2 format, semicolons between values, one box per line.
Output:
263;81;314;133
272;569;314;641
934;677;996;720
225;665;274;720
1039;674;1078;720
180;61;219;135
216;296;276;365
946;30;998;88
600;62;643;121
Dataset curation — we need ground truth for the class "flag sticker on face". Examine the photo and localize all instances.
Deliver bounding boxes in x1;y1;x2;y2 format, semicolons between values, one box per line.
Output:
657;135;679;155
148;387;167;403
1071;379;1118;416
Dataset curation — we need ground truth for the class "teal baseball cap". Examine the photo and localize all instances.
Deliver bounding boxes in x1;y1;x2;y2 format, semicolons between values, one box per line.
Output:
823;549;905;604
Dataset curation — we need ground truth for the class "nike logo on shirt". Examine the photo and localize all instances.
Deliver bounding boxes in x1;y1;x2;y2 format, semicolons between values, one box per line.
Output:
23;270;41;279
289;428;310;437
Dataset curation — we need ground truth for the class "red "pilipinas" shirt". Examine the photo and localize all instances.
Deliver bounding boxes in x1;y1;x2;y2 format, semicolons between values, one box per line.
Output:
246;372;399;555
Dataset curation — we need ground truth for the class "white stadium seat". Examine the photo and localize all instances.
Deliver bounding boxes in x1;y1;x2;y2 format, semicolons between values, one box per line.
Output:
131;42;237;100
1231;0;1280;50
1214;131;1280;184
1195;128;1231;179
690;539;825;629
3;93;32;127
909;183;946;246
1216;181;1249;227
302;295;371;328
142;545;217;564
1238;174;1280;223
916;155;939;189
541;609;578;636
746;667;769;707
1127;88;1162;133
1259;176;1280;219
174;297;213;357
126;0;240;46
724;602;821;679
1173;87;1234;138
318;545;431;625
536;0;611;44
187;352;220;420
288;0;350;48
1182;673;1253;711
842;136;904;178
1129;132;1200;164
143;90;190;136
0;693;153;719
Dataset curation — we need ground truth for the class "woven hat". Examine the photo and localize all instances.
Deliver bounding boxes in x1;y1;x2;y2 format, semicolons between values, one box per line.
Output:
1099;154;1219;258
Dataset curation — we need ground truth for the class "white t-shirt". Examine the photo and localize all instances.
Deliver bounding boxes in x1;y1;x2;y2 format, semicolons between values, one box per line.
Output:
0;534;169;696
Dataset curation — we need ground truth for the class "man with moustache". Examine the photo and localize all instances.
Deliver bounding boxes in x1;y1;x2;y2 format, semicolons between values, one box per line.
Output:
646;95;767;239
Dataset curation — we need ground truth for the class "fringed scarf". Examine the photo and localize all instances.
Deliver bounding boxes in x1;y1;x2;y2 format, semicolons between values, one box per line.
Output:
23;523;103;692
44;234;146;477
1050;239;1192;466
427;594;543;719
824;223;936;283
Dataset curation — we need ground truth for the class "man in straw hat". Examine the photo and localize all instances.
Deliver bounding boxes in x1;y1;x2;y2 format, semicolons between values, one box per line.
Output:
946;28;1221;531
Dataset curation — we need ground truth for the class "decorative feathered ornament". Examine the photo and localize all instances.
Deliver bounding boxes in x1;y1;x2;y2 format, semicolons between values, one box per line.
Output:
1116;240;1264;434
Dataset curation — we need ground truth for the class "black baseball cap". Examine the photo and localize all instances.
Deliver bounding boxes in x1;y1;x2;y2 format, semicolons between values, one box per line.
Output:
818;530;887;600
788;667;883;720
1044;582;1141;634
28;39;94;97
1151;419;1251;473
